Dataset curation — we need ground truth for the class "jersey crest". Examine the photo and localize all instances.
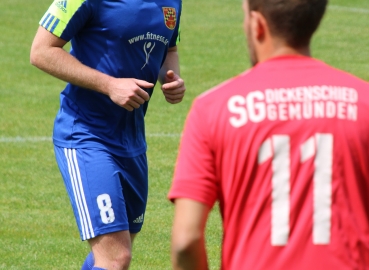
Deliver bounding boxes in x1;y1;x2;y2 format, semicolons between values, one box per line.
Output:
162;7;177;30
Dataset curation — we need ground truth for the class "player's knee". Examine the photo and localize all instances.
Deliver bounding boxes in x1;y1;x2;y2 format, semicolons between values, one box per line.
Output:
115;249;132;269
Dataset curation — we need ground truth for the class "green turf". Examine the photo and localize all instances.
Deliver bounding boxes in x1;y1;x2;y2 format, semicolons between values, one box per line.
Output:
0;0;368;269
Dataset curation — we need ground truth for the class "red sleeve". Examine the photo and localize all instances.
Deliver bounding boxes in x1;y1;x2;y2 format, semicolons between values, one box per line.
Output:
168;98;218;208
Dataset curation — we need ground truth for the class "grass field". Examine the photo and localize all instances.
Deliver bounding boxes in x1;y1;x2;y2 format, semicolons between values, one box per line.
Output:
0;0;368;269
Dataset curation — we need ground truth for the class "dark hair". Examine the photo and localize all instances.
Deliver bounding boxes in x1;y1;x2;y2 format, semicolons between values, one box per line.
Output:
248;0;328;48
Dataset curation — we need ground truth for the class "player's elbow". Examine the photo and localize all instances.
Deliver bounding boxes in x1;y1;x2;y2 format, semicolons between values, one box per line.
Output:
171;230;203;258
29;42;46;68
29;46;41;67
171;232;207;270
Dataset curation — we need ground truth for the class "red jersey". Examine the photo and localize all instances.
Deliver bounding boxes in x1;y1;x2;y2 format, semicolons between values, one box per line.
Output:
168;56;369;270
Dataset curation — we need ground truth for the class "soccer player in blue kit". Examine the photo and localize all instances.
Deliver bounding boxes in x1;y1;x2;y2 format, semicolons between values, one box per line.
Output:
30;0;185;269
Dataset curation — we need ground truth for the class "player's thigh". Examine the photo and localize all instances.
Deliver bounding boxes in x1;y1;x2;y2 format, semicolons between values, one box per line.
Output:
118;153;148;233
54;146;129;240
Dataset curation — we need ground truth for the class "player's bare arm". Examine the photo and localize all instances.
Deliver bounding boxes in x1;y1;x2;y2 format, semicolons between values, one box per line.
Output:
30;26;153;111
171;198;210;270
159;46;186;104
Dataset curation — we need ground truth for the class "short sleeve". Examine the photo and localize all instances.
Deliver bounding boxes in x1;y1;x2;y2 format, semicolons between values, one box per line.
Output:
168;98;218;208
39;0;90;41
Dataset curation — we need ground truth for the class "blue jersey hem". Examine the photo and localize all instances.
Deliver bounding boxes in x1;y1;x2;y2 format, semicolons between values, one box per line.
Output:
53;138;147;158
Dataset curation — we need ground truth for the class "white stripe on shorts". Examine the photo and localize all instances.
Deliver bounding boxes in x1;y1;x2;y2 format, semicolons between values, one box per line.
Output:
64;148;95;240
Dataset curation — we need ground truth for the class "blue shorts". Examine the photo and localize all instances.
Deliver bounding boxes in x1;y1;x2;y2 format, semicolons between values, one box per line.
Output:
54;146;148;241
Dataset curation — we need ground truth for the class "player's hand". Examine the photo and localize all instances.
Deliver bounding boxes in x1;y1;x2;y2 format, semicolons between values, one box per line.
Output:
161;70;186;104
108;78;154;111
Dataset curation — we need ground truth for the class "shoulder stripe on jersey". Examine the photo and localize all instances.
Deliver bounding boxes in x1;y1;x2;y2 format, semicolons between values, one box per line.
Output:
64;148;95;241
50;18;60;33
40;13;52;26
44;14;56;30
39;0;86;37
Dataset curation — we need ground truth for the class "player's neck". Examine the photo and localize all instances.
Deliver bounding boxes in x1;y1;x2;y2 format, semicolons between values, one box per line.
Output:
257;38;311;63
273;45;310;56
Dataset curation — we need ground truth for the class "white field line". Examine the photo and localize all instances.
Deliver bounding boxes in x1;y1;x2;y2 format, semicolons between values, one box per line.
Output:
0;133;181;143
329;5;369;14
0;136;52;143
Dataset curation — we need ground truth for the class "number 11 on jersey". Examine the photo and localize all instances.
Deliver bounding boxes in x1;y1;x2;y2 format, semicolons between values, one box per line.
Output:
258;133;333;246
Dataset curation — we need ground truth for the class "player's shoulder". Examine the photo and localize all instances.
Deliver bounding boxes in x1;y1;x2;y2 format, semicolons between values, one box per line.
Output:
326;64;368;86
307;57;366;82
40;0;94;38
157;0;182;4
319;62;369;103
40;0;89;23
53;0;88;12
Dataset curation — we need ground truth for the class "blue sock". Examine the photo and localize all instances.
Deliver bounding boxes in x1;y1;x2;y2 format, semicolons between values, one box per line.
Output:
81;252;94;270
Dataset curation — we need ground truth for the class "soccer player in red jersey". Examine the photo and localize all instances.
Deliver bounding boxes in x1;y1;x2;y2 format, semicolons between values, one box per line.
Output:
168;0;369;269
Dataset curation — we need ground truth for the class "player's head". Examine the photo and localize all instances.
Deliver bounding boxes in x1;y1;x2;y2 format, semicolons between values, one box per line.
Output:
243;0;328;66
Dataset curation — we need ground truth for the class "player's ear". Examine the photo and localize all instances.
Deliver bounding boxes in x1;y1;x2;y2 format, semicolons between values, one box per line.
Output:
250;11;268;42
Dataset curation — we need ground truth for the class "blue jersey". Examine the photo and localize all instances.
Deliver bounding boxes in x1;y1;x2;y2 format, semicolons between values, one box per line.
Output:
39;0;182;157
